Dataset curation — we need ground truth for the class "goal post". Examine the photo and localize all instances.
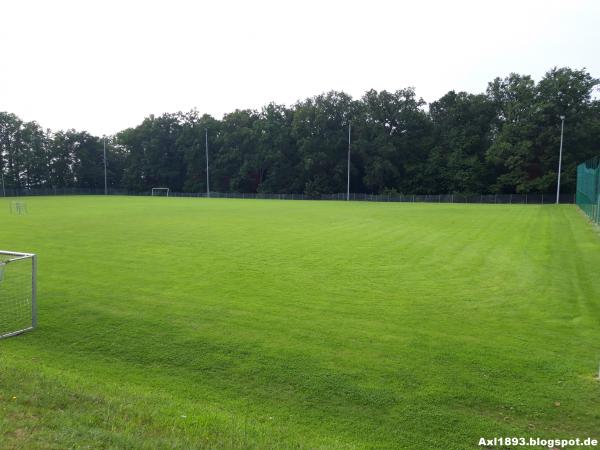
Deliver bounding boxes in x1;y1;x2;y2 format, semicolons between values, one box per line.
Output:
151;187;170;197
0;250;37;339
9;201;27;215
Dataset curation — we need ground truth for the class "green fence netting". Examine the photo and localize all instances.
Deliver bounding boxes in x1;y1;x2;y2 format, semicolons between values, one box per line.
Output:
576;156;600;225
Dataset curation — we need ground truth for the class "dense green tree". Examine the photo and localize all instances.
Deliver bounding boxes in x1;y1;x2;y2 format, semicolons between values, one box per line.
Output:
486;68;599;193
118;113;186;191
214;109;260;192
0;112;24;188
179;111;219;193
357;88;432;194
292;91;358;195
428;91;496;193
48;130;78;188
20;122;52;188
71;132;104;189
2;66;599;196
534;67;600;192
254;104;298;193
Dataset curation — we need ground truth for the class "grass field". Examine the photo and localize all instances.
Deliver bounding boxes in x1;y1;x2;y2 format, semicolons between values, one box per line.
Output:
1;196;599;449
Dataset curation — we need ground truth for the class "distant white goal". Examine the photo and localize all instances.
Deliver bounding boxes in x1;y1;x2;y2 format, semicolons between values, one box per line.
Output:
152;187;170;197
0;251;37;339
9;201;27;215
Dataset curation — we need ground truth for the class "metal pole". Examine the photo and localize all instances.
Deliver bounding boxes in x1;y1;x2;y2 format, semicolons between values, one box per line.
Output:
205;128;210;198
31;254;37;328
103;135;108;195
347;122;351;201
556;116;565;204
1;171;5;197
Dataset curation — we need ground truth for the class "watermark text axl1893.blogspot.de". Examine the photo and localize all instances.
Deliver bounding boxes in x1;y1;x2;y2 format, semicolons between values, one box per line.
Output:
479;437;598;448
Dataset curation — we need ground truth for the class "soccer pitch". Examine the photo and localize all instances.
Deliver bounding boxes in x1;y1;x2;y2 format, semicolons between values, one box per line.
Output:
1;196;599;449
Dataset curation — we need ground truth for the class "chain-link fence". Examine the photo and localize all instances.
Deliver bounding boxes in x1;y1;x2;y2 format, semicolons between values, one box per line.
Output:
197;192;575;204
576;156;600;225
1;187;575;204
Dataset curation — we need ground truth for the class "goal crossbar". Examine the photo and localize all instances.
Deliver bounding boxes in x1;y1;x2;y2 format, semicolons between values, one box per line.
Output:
0;250;37;339
0;250;35;260
151;187;170;197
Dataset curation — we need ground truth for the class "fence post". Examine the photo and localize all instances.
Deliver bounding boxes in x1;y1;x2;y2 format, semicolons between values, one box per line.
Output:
510;194;512;204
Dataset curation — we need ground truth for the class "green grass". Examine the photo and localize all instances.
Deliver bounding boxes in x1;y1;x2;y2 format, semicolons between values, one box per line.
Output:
1;196;599;449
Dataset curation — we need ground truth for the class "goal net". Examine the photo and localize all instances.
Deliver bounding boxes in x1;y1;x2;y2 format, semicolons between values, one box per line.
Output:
151;187;170;197
577;156;600;225
9;201;27;215
0;251;37;339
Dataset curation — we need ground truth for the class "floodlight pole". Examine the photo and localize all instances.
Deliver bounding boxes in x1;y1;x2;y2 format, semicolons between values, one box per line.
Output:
103;135;108;195
556;115;565;204
347;122;351;201
1;171;5;197
205;128;210;198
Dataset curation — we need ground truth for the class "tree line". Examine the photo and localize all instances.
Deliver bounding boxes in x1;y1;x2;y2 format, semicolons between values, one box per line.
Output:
1;67;599;196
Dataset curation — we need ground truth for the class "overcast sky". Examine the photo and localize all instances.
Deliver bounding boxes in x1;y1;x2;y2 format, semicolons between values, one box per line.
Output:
1;0;599;136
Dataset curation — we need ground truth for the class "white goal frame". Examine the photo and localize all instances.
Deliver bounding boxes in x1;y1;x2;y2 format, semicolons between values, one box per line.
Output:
152;187;170;197
0;250;37;339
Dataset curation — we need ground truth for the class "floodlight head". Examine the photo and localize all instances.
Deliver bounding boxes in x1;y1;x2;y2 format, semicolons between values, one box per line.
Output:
560;115;565;120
